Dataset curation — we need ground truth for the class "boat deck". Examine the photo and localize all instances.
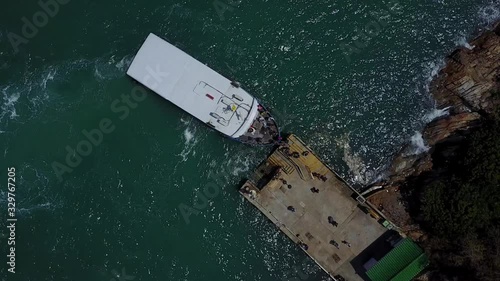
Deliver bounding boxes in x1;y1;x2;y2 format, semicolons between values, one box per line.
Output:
127;33;259;138
239;135;389;281
237;105;279;145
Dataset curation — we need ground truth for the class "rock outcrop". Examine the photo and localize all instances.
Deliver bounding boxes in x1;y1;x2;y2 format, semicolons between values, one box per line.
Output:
366;21;500;232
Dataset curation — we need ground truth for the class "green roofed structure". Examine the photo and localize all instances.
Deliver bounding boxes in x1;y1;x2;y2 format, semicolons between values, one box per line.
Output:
366;238;429;281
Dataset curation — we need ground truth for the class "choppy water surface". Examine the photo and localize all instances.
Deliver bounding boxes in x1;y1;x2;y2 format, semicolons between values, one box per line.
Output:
1;0;499;280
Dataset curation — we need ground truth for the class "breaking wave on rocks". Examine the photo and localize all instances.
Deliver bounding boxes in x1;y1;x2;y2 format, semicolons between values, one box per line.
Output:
455;33;475;50
423;106;450;122
409;131;430;155
478;2;500;27
335;133;379;186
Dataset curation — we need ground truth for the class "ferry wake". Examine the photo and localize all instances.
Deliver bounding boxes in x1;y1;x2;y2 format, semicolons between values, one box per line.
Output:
127;33;280;145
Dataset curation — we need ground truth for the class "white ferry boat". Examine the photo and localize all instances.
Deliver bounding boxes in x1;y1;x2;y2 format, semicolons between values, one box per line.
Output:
127;33;280;145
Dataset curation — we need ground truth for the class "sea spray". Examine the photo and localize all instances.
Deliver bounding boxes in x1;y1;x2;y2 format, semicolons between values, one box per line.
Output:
335;133;374;185
409;131;429;155
0;90;21;122
478;3;500;27
423;107;450;122
115;55;133;72
177;126;198;162
40;69;57;89
455;33;475;50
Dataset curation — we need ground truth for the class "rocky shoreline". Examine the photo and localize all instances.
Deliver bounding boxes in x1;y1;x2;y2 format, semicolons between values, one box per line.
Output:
366;21;500;237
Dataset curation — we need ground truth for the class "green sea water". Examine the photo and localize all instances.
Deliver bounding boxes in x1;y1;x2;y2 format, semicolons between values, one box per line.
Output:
1;0;499;280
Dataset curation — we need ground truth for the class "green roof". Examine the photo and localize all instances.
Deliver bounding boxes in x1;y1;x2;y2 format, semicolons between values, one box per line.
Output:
366;238;429;281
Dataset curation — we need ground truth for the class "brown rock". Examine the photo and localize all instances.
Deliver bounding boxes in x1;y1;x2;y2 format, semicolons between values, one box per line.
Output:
431;23;500;115
367;21;500;233
423;112;481;146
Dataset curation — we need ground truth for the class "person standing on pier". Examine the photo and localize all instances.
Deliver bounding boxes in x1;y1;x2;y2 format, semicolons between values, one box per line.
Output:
328;216;338;227
341;240;351;247
330;240;340;249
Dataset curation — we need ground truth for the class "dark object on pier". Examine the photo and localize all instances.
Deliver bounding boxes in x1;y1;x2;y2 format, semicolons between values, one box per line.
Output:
329;240;340;249
328;216;338;227
310;187;319;193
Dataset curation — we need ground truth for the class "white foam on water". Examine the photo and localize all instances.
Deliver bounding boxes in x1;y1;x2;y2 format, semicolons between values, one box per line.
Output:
478;2;500;26
0;87;21;122
422;59;445;92
410;131;430;155
18;202;54;215
1;57;102;132
279;45;291;52
455;34;475;50
179;117;190;125
335;134;374;185
94;67;106;80
222;145;262;177
0;190;5;204
184;127;194;143
306;11;327;24
94;54;131;81
177;127;198;162
228;151;254;176
40;69;57;89
115;55;133;72
423;106;450;122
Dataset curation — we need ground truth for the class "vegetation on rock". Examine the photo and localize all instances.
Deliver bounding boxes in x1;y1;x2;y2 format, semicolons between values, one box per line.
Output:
419;113;500;281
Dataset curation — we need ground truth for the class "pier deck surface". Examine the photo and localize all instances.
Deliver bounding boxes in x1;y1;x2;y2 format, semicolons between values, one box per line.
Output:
240;135;387;281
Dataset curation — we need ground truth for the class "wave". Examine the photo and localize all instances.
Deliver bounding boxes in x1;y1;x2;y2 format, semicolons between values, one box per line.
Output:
177;126;198;162
40;69;57;89
455;33;475;50
94;54;133;81
17;202;56;215
478;2;500;27
421;59;446;94
0;87;21;122
115;55;133;72
423;106;450;122
224;146;261;176
0;53;135;132
409;131;430;155
335;133;375;185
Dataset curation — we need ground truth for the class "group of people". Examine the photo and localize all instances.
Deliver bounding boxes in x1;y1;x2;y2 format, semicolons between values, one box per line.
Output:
312;172;328;182
290;210;353;254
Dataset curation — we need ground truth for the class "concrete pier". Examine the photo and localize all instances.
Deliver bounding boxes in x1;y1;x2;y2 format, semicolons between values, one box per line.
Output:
240;135;392;281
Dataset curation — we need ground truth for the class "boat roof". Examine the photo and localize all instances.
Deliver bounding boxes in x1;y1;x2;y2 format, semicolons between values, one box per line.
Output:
127;33;258;138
